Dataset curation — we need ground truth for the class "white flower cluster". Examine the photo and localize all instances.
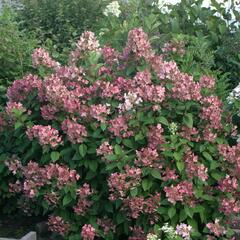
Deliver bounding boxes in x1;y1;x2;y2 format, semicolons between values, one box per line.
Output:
169;122;178;135
103;1;121;17
160;223;178;239
118;92;142;112
151;0;239;27
152;0;170;14
147;233;160;240
227;83;240;104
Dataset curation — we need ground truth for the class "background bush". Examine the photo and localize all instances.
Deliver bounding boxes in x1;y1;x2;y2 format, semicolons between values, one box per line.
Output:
0;6;37;105
16;0;110;50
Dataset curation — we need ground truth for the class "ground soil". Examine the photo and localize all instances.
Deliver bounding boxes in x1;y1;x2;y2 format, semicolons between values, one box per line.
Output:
0;214;44;238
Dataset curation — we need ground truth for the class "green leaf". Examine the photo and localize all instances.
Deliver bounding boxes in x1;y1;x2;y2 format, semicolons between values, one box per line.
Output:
179;209;187;221
219;24;227;34
69;234;81;240
14;122;23;130
0;164;5;173
116;212;126;224
185;206;193;218
183;113;193;128
88;160;98;172
79;144;87;157
63;194;72;206
142;179;152;191
135;132;144;141
151;169;161;179
114;144;122;155
187;218;198;231
153;224;160;235
202;151;213;161
211;171;223;180
194;205;205;223
168;207;176;219
173;152;182;161
157;116;168;126
157;207;168;214
130;187;138;197
100;123;107;131
50;151;60;162
210;160;219;170
176;161;184;172
123;139;134;148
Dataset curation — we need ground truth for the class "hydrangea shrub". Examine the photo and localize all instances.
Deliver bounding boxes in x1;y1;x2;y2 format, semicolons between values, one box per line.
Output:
0;27;239;240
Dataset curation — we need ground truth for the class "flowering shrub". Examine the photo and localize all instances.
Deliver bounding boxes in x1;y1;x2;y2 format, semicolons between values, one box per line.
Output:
0;27;239;240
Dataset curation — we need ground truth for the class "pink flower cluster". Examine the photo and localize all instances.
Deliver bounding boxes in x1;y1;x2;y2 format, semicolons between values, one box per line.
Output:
74;183;93;215
61;119;87;144
218;175;238;193
90;104;110;122
26;125;63;148
123;193;161;222
108;167;141;200
40;105;58;120
147;124;165;149
164;181;193;204
109;115;133;138
220;198;240;215
184;150;208;181
125;28;154;60
199;75;215;89
96;141;113;160
133;70;165;103
135;147;161;168
180;126;200;142
32;48;60;69
97;217;116;235
48;216;69;236
203;126;217;143
81;224;96;240
128;226;146;240
44;74;72;107
7;160;80;198
6;102;26;116
161;168;179;181
70;31;100;65
9;180;22;193
102;46;119;65
218;143;240;174
200;96;222;129
171;73;201;101
7;74;42;102
206;219;226;237
5;155;22;175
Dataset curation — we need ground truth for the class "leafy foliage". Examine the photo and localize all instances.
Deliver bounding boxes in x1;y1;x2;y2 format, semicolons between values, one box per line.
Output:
16;0;111;50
